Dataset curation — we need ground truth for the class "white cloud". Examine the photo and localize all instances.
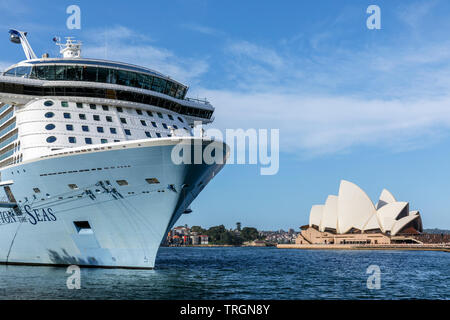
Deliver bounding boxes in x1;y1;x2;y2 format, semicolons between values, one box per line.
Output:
0;61;13;71
181;23;224;36
82;26;209;84
201;89;450;156
397;1;438;29
189;20;450;157
226;40;285;69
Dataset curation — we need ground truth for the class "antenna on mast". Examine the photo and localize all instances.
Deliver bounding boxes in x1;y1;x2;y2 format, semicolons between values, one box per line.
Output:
8;29;38;60
54;37;82;58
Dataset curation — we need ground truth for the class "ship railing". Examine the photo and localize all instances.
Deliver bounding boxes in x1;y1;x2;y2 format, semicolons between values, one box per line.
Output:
184;97;211;106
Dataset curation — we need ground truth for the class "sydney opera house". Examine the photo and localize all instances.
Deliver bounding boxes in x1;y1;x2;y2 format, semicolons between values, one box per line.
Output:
296;180;424;245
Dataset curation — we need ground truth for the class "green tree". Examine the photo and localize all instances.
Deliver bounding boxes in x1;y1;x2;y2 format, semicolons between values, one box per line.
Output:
190;226;206;234
205;225;227;243
205;225;243;245
241;227;260;241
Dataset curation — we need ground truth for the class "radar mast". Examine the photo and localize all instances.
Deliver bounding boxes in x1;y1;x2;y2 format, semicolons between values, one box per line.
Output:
54;37;82;58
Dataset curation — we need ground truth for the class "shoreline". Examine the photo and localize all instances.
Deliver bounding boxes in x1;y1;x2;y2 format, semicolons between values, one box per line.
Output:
276;244;450;252
162;244;276;248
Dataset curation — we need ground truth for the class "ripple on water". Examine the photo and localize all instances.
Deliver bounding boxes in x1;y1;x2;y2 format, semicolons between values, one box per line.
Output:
0;247;448;299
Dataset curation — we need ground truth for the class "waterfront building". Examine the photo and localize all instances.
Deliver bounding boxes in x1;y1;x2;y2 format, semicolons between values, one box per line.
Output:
199;235;208;245
165;225;208;245
296;180;423;245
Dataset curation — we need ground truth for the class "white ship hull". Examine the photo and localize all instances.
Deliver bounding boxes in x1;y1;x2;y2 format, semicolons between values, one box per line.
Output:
0;138;226;268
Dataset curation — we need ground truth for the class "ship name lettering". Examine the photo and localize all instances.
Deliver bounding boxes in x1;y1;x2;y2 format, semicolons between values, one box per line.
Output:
0;210;16;225
24;205;57;225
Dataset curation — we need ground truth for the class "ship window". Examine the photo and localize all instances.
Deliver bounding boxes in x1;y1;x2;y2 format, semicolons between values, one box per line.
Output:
140;120;147;126
97;127;104;133
46;136;57;143
178;117;184;123
124;129;131;136
116;180;128;186
79;114;86;120
61;101;69;108
162;123;168;129
33;188;41;193
68;184;78;190
45;124;55;130
45;112;55;118
147;111;153;117
90;104;97;110
173;125;178;129
157;112;163;119
76;102;83;108
93;115;100;121
156;132;161;138
44;100;54;107
151;121;157;128
110;128;117;134
114;140;120;142
101;139;108;144
102;105;109;111
120;117;127;124
168;114;174;120
97;68;108;82
146;178;160;184
117;107;123;113
106;116;113;122
73;221;92;234
145;131;151;138
68;137;76;143
85;138;92;144
82;125;89;132
136;109;143;115
63;113;71;119
66;124;74;131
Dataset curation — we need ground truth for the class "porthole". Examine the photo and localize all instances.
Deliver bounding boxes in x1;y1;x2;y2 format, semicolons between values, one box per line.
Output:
44;112;55;118
46;136;57;143
116;180;128;186
44;100;54;107
145;178;160;184
45;124;55;130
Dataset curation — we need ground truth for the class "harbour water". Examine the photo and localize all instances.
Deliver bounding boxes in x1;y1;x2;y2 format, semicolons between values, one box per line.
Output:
0;247;448;299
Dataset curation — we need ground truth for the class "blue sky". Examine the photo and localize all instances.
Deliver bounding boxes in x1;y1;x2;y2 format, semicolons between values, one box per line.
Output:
1;0;450;230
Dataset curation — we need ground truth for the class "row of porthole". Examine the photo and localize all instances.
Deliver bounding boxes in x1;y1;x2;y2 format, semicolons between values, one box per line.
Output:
45;136;119;144
43;111;184;132
43;100;186;124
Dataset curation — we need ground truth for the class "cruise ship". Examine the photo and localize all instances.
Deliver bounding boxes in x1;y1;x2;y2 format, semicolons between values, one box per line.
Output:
0;29;227;268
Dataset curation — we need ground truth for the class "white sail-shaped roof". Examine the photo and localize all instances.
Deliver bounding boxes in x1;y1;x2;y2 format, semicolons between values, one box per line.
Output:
306;181;422;236
377;202;408;233
337;180;377;234
362;213;380;231
319;195;338;232
376;189;396;209
309;205;324;228
391;214;422;236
